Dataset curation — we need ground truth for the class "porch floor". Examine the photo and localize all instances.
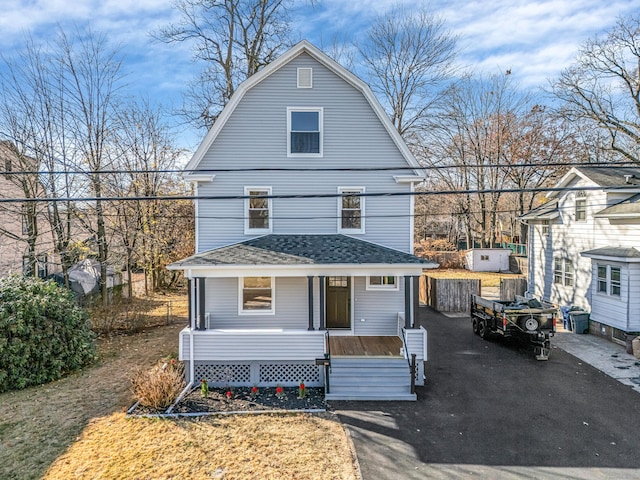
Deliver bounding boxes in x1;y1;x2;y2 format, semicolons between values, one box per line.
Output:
329;335;404;357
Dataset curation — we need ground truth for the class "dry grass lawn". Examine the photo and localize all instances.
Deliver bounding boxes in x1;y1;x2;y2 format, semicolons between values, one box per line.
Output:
0;291;358;480
426;268;524;287
44;413;356;480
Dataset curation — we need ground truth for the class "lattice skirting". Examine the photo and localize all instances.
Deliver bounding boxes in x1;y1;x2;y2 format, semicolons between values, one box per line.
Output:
186;360;324;387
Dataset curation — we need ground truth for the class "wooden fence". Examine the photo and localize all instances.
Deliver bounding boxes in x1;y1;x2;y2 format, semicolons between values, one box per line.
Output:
420;275;481;313
500;277;528;300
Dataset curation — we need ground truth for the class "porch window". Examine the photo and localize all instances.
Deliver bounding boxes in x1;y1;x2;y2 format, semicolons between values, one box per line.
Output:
611;267;621;296
338;187;364;233
597;265;607;293
239;276;274;314
366;276;399;291
575;192;587;221
288;107;322;156
244;187;272;234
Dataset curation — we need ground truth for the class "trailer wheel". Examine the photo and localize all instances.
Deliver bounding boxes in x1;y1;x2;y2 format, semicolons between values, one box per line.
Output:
472;317;480;335
478;320;490;339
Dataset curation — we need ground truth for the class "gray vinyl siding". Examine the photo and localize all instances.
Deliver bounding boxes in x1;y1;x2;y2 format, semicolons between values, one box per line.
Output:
194;52;412;253
352;276;405;336
589;261;628;330
629;264;640;331
206;277;309;329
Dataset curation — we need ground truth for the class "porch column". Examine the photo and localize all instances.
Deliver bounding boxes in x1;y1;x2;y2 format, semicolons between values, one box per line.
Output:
319;275;326;330
197;277;206;330
412;275;421;328
404;276;411;329
307;276;315;331
187;278;193;329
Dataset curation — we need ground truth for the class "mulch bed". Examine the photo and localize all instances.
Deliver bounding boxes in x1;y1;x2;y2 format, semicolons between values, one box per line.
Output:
129;386;327;416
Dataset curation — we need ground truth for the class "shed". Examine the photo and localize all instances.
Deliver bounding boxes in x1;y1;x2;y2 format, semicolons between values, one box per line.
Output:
465;248;511;272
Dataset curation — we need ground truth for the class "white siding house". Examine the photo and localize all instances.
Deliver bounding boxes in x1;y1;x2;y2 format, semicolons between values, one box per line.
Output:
168;41;436;401
522;166;640;341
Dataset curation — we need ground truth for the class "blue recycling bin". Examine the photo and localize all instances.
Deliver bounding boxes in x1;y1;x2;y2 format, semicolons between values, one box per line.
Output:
570;312;590;334
560;306;572;331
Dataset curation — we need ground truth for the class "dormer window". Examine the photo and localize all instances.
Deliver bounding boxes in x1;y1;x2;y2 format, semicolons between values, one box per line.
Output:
287;107;322;156
575;191;587;221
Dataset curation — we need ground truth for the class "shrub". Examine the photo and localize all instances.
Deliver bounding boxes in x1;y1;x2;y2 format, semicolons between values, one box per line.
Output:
0;275;96;393
130;359;186;409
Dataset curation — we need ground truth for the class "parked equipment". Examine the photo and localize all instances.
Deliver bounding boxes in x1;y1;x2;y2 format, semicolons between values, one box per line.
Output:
471;295;557;360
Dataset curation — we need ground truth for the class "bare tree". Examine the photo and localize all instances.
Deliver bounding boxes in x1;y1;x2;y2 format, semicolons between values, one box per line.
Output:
155;0;295;129
553;15;640;163
358;5;457;139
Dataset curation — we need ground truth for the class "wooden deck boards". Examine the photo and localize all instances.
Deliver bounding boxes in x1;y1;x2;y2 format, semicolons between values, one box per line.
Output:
329;336;403;357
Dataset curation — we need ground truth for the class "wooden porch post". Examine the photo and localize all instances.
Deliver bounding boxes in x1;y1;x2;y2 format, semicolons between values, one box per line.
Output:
319;275;326;330
412;275;420;328
197;277;206;330
307;276;315;331
404;276;411;329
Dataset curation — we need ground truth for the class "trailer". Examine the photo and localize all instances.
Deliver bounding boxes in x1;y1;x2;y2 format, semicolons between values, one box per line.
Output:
471;294;557;360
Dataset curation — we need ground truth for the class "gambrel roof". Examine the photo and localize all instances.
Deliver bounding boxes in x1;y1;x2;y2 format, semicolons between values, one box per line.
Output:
183;40;424;181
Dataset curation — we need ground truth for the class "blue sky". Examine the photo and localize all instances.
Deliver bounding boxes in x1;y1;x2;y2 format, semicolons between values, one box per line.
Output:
0;0;636;151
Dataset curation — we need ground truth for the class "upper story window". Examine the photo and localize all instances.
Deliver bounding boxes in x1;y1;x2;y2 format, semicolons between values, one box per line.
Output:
366;276;399;291
554;257;574;287
338;187;364;234
244;187;272;234
297;68;312;88
288;107;322;156
541;220;549;236
575;191;587;221
239;276;274;314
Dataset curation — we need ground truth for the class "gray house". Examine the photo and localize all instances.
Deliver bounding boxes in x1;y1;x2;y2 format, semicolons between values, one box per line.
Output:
168;41;435;401
522;166;640;343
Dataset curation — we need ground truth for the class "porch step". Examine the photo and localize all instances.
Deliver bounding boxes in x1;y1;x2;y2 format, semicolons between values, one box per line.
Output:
327;356;416;401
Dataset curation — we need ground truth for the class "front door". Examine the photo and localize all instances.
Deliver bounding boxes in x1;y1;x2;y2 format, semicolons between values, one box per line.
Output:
326;276;351;329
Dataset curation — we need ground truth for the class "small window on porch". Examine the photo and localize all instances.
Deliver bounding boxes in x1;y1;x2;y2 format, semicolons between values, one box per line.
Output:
239;276;274;314
366;276;399;291
611;267;621;296
597;265;607;293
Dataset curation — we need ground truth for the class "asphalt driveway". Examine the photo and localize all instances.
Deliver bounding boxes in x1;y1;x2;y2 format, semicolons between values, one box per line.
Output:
331;306;640;479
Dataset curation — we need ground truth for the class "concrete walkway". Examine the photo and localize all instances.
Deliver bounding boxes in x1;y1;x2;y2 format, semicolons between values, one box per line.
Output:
552;331;640;394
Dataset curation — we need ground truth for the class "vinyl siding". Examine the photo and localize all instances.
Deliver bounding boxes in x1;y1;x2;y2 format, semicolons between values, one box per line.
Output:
352;276;405;336
194;52;412;253
589;262;628;330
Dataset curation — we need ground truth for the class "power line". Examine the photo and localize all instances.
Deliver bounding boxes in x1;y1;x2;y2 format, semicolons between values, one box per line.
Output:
0;184;638;204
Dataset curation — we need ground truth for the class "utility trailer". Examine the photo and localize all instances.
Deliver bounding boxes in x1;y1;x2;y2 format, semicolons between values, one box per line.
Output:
471;294;558;360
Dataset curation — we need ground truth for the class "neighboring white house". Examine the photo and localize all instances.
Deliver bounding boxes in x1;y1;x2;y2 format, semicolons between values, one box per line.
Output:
521;166;640;343
168;41;436;401
465;248;511;272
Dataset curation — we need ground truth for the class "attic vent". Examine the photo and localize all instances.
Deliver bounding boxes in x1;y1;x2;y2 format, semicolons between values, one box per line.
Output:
297;68;312;88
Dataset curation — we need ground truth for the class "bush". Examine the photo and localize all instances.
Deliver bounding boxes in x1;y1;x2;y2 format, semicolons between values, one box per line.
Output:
0;275;96;393
130;359;186;409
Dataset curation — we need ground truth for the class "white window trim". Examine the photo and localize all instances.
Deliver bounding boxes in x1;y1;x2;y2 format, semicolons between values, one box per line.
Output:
338;186;365;234
596;264;622;298
287;107;323;157
238;276;275;315
244;186;272;234
366;276;399;291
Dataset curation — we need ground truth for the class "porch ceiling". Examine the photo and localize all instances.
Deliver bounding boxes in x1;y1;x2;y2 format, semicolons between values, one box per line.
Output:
168;234;436;275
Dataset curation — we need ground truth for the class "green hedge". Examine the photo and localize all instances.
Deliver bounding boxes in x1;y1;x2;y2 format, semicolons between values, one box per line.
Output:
0;275;96;393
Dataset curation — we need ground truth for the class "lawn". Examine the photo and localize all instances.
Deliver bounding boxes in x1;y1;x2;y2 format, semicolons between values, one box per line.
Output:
0;291;358;480
425;268;524;287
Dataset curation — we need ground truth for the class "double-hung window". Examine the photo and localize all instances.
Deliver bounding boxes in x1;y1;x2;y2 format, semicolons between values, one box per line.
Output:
575;192;587;221
338;187;364;233
597;265;607;293
611;267;621;296
597;264;622;297
239;277;274;314
244;187;272;234
554;257;573;286
366;276;399;291
288;107;322;156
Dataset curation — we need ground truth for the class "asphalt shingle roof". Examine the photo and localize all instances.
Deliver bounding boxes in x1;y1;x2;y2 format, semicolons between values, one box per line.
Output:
578;167;640;187
519;199;559;220
581;246;640;259
170;234;430;268
595;193;640;217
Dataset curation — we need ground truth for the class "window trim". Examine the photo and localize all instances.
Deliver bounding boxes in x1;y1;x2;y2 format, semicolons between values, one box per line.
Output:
554;257;573;287
244;186;272;234
366;276;399;291
575;192;587;222
287;107;323;157
610;266;621;297
238;276;275;315
337;186;365;234
597;264;607;293
297;68;313;88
